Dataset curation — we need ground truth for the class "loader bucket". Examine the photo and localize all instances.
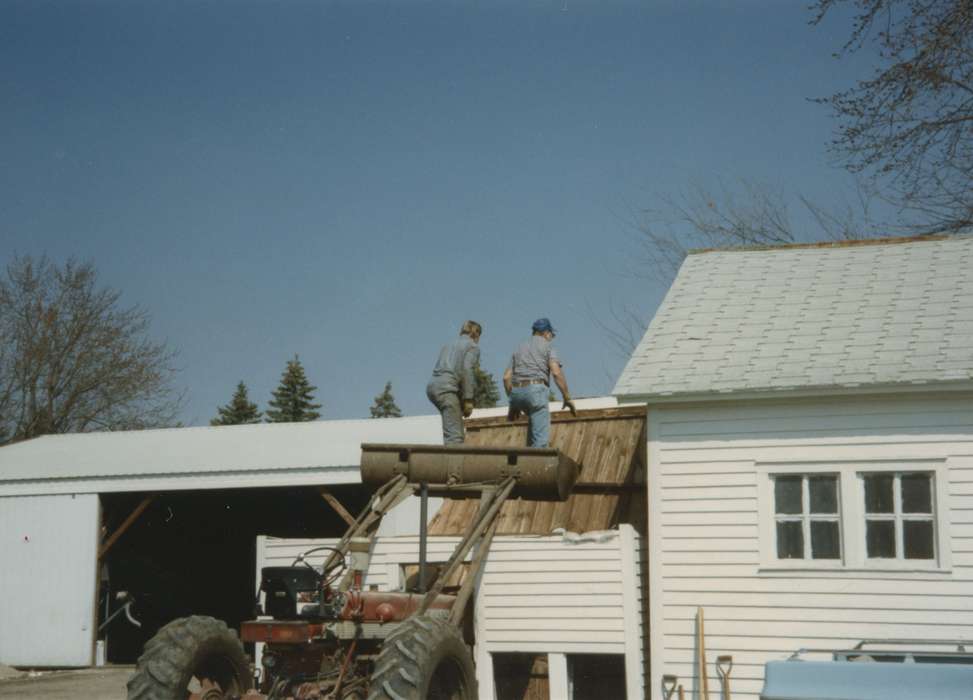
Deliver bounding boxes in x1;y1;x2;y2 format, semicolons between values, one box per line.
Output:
360;443;579;501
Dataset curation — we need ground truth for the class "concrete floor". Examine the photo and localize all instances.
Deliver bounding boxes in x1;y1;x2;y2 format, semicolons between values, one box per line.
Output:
0;667;131;699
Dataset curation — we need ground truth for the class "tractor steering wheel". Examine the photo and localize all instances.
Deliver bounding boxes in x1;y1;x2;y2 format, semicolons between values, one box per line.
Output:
291;546;347;587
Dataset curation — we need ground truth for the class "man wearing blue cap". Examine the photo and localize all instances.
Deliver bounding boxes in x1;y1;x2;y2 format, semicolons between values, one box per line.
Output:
503;318;576;447
427;320;482;444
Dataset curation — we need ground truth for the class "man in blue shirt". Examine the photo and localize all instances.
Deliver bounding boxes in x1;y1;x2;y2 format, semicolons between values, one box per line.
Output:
503;318;576;447
426;320;482;444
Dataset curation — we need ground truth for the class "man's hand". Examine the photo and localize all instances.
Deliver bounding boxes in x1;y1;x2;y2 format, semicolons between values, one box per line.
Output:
562;397;577;417
551;361;574;416
462;399;474;418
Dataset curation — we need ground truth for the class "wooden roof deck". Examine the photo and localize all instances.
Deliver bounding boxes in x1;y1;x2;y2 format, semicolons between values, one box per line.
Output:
428;404;647;536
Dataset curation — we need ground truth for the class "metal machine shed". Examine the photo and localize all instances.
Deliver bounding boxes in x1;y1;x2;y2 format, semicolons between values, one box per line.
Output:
0;415;445;668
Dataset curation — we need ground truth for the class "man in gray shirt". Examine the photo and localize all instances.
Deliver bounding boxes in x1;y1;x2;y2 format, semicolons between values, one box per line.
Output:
503;318;576;447
426;320;482;444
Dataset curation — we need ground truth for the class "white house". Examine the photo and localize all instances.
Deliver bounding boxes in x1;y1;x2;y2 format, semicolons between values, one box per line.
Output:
614;235;973;700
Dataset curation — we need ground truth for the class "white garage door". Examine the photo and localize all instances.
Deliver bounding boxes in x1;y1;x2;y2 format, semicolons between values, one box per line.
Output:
0;493;100;666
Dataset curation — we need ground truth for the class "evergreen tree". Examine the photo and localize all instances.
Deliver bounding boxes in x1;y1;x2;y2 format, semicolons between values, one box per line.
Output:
369;381;402;418
472;364;500;408
211;381;262;425
266;355;322;422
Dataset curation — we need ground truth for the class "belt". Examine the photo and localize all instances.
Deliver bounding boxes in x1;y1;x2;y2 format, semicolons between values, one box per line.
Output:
512;379;548;388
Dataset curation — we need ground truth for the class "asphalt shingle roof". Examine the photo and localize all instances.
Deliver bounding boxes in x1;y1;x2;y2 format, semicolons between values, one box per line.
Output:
613;236;973;399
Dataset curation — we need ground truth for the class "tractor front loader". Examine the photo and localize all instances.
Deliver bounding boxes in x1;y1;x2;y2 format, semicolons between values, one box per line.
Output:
127;443;579;700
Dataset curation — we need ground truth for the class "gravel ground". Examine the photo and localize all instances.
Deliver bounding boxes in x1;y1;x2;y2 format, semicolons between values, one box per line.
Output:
0;666;132;699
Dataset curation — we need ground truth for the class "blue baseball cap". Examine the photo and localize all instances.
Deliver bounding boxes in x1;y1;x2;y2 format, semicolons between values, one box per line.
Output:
532;318;556;334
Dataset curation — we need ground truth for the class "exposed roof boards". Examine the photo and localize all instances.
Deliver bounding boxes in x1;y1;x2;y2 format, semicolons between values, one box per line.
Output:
614;235;973;400
429;404;647;536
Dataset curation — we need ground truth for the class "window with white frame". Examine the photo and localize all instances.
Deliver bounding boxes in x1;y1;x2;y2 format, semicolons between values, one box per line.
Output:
759;462;948;571
862;472;935;561
773;474;841;560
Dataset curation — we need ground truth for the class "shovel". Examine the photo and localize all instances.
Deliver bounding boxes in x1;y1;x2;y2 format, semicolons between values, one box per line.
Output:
716;655;733;700
662;675;678;700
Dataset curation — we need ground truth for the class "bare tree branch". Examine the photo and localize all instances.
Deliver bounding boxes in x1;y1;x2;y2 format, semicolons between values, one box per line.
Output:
812;0;973;233
0;256;182;444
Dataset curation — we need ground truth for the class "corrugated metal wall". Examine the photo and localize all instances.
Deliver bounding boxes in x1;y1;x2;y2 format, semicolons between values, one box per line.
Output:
0;493;100;666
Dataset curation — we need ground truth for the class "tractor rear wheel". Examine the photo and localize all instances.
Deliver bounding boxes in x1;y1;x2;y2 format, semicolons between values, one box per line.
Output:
367;614;476;700
127;615;252;700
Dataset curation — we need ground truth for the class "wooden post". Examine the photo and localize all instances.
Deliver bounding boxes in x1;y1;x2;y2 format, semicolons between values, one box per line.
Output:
99;496;155;560
697;607;710;700
320;489;356;527
548;653;570;700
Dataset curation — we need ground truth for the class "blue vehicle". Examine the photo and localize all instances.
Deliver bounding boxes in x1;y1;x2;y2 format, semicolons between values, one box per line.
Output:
761;640;973;700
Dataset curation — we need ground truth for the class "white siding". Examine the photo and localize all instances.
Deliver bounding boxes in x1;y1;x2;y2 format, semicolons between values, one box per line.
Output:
478;536;627;654
261;532;642;653
646;393;973;700
0;493;100;666
260;528;645;695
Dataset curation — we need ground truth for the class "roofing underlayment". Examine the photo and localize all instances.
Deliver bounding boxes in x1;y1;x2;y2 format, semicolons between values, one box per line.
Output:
429;404;647;536
614;235;973;399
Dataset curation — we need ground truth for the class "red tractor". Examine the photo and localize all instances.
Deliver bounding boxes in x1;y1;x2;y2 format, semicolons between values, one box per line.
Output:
127;443;578;700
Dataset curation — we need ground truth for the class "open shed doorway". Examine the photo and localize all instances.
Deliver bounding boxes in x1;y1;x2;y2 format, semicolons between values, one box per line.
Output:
99;485;368;664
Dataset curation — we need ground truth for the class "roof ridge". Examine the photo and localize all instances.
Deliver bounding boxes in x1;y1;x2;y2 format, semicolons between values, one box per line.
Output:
687;233;966;255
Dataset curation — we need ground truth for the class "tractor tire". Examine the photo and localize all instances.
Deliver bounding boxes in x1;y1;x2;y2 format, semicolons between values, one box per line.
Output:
367;614;476;700
127;615;252;700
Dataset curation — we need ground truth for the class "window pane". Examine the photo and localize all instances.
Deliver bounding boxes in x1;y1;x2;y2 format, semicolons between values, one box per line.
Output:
776;521;804;559
810;521;841;559
904;520;934;559
864;474;894;513
809;476;838;514
901;474;932;514
866;520;896;558
775;476;802;514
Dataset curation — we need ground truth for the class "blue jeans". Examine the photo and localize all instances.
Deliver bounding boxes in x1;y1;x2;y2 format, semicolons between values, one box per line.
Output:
509;384;550;447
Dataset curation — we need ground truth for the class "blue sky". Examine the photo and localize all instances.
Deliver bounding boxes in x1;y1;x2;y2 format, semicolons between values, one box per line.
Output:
2;0;878;424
